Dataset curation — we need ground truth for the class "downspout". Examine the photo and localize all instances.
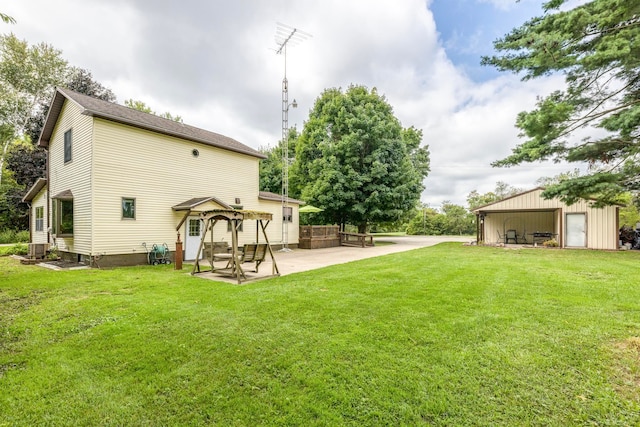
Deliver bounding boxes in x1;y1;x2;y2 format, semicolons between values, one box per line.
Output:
26;202;32;243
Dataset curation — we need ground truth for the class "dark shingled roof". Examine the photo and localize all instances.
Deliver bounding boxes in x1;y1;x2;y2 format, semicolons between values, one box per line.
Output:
52;189;73;200
22;178;47;203
38;88;266;159
258;191;304;205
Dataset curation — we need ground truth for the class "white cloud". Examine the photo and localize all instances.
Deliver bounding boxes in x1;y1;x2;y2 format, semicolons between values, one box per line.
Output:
4;0;578;208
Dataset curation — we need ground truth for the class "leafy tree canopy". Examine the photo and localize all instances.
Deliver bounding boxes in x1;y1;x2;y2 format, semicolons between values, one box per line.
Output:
25;67;116;143
405;203;475;236
0;33;67;186
482;0;640;207
0;13;15;24
0;34;115;230
292;85;430;233
259;127;298;194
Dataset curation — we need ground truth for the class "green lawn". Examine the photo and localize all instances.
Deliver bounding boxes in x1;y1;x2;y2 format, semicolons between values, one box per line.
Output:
1;244;639;426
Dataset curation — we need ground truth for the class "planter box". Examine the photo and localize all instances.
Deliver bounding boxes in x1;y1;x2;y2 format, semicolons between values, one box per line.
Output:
299;225;340;249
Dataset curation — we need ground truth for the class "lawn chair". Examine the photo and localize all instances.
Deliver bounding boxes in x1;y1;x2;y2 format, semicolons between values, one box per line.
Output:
505;229;518;244
497;230;504;243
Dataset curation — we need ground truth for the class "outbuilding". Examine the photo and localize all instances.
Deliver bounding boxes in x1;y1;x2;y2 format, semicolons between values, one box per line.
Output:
472;187;620;250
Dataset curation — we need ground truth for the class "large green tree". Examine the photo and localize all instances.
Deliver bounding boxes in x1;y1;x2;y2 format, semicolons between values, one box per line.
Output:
291;85;430;233
0;34;115;230
259;127;298;194
25;67;116;144
482;0;640;207
0;33;67;186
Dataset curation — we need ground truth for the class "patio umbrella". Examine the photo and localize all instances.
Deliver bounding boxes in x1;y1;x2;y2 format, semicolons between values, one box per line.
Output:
299;205;323;213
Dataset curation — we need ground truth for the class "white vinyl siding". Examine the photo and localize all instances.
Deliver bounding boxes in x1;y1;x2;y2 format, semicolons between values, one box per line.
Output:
91;119;277;254
47;100;93;254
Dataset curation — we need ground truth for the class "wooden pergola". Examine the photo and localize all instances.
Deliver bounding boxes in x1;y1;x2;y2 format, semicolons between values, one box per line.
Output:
191;209;279;283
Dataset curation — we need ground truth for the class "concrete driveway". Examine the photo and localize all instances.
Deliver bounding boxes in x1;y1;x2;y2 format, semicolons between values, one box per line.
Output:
194;235;472;283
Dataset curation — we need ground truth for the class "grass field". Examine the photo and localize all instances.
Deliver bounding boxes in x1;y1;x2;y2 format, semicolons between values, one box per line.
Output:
1;244;640;425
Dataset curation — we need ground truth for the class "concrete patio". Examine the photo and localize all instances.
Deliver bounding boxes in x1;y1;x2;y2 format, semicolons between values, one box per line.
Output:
191;235;472;283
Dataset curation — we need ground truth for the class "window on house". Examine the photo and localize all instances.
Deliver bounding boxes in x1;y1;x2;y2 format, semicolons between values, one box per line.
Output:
35;207;44;232
283;206;293;223
188;219;201;236
52;199;73;236
122;198;136;219
227;220;243;233
64;129;72;163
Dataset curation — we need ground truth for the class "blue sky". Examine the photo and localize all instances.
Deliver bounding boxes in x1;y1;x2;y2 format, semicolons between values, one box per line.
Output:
431;0;546;82
6;0;574;208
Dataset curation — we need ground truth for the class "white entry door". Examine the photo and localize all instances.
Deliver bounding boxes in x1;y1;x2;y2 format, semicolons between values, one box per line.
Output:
566;213;586;247
184;217;204;260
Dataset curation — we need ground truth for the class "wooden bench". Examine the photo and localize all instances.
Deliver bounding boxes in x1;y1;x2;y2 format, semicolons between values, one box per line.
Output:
339;232;374;248
203;241;230;265
240;243;268;272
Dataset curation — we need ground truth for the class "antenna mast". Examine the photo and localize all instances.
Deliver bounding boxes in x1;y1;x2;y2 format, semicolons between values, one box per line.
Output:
275;22;310;251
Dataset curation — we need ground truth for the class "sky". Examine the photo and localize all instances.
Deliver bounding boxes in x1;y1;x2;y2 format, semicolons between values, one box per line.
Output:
4;0;581;208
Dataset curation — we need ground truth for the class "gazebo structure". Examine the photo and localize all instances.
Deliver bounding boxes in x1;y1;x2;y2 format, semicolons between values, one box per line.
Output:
191;209;279;283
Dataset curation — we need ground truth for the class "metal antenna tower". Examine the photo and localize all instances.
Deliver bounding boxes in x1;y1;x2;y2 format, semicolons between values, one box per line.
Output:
275;22;310;251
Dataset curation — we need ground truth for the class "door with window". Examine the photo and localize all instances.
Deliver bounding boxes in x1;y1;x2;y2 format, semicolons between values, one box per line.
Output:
566;213;586;247
184;217;204;260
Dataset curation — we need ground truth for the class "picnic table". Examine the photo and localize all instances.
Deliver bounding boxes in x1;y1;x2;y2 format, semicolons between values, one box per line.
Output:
339;232;374;248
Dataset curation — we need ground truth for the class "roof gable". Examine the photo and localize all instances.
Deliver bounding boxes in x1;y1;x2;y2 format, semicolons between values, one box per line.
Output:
472;187;546;211
472;187;624;212
172;197;232;211
22;178;47;203
38;88;266;159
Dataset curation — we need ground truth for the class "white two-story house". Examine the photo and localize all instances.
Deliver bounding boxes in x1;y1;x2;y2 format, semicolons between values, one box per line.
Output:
22;88;300;266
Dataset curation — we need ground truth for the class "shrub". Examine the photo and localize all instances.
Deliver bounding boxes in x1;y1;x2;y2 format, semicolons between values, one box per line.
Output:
15;230;29;242
543;239;559;247
47;246;59;260
0;229;29;244
0;243;28;256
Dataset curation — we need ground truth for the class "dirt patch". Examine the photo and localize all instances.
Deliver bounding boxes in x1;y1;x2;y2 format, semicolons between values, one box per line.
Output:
610;337;640;401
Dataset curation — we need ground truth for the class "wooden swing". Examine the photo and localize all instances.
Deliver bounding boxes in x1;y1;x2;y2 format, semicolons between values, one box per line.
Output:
191;209;280;284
